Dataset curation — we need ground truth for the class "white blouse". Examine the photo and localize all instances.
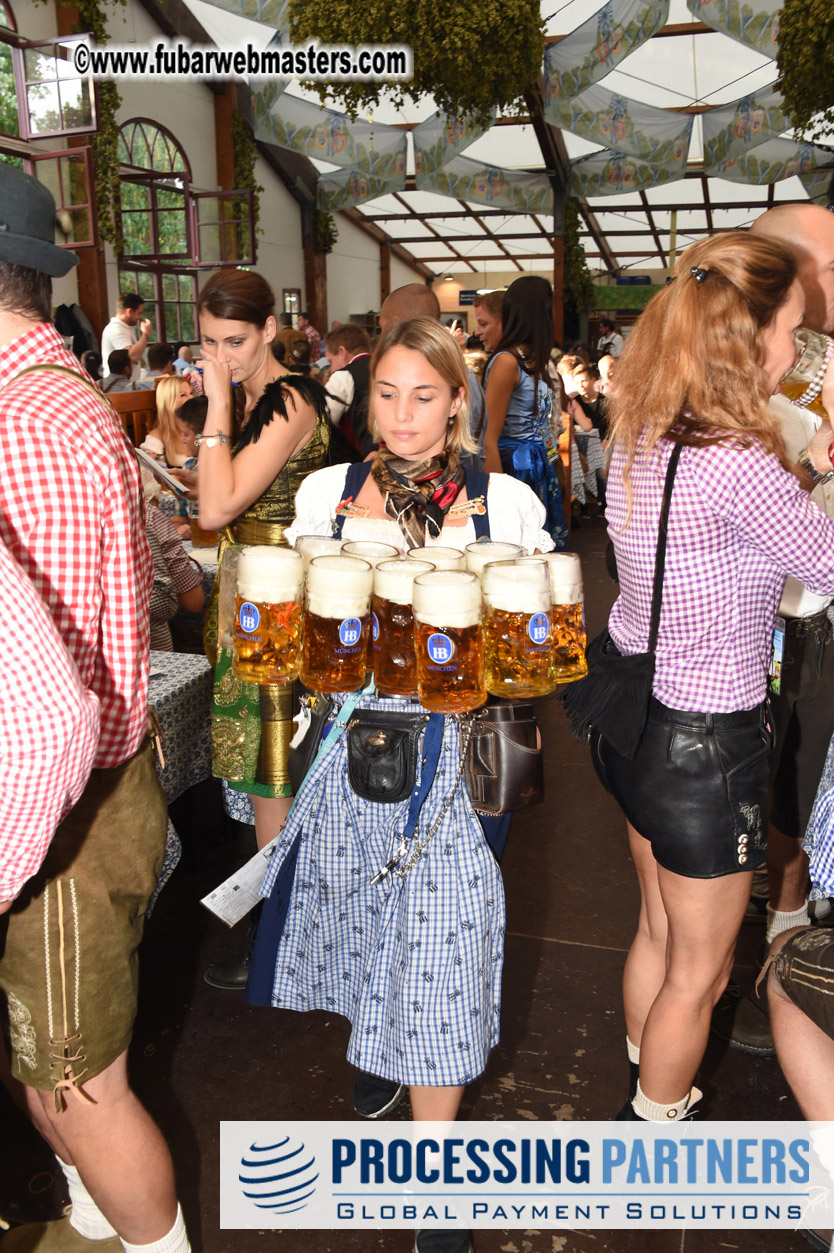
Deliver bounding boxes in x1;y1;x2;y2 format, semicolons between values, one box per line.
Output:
287;463;555;554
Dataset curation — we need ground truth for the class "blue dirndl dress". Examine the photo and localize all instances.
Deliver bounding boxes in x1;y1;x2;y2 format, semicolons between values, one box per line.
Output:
248;695;506;1088
486;355;569;551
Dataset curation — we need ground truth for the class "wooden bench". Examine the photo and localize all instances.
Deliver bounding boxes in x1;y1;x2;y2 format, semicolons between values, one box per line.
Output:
108;389;157;446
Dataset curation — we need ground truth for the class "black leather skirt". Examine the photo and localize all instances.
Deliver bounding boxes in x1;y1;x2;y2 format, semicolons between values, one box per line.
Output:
592;698;772;879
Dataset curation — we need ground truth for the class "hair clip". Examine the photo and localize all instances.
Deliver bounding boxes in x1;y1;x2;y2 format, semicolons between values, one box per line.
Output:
690;266;707;283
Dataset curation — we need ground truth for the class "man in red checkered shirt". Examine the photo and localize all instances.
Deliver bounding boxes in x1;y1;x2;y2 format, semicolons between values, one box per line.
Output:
0;167;190;1252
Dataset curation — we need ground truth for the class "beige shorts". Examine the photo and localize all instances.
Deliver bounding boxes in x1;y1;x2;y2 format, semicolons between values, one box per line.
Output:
0;740;167;1095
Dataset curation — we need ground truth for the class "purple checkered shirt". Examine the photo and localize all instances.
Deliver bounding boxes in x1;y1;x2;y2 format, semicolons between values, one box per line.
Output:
607;437;834;713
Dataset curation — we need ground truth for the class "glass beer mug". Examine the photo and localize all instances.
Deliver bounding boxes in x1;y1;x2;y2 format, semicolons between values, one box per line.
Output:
233;546;304;685
341;540;401;566
782;327;834;420
464;540;523;578
529;552;587;684
482;559;555;699
300;555;373;693
412;570;486;713
372;559;433;697
293;534;343;570
406;545;465;571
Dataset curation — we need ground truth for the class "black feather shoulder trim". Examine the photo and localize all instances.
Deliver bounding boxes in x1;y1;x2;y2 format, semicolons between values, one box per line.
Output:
235;373;329;450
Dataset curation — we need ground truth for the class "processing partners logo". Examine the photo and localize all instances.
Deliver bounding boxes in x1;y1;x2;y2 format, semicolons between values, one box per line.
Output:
221;1121;830;1232
238;1133;319;1217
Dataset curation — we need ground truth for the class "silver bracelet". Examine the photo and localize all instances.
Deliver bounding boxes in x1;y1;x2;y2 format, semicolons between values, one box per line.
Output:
194;430;231;449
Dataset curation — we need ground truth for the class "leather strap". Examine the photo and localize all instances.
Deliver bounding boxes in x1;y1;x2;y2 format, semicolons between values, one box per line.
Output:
646;442;682;655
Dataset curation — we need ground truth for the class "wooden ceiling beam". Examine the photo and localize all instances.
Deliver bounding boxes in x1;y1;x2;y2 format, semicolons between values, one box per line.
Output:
391;192;478;272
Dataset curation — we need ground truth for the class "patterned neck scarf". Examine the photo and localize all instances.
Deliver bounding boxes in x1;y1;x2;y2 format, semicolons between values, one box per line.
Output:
371;446;465;550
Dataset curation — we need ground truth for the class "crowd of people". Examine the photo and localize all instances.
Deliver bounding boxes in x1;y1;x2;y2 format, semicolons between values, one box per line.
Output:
4;156;834;1253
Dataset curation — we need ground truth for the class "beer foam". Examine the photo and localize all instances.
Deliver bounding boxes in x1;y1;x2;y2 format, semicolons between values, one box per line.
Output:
519;554;583;605
306;555;373;619
342;540;401;566
412;571;481;629
237;546;303;603
482;561;551;615
406;546;465;571
293;534;343;569
544;552;583;605
374;559;433;606
465;541;523;577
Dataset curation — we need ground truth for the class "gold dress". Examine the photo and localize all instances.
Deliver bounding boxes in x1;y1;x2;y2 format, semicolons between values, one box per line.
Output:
208;377;330;799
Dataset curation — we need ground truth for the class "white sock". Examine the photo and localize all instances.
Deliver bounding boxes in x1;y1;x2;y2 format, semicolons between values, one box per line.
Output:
120;1206;190;1253
626;1036;640;1065
765;901;810;945
632;1080;702;1122
58;1159;118;1241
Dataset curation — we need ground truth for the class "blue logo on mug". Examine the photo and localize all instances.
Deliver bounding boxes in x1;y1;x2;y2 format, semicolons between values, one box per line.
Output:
240;601;260;633
528;611;550;645
427;632;454;665
372;612;379;642
339;617;362;647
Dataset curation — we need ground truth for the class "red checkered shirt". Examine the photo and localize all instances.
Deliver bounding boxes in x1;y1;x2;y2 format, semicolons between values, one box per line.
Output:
0;322;152;768
0;539;100;900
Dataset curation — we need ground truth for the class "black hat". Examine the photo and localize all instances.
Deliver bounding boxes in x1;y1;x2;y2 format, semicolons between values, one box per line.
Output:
0;164;79;278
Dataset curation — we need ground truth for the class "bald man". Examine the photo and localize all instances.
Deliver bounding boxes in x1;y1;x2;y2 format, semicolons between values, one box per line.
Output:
378;283;486;469
714;202;834;1055
378;282;440;333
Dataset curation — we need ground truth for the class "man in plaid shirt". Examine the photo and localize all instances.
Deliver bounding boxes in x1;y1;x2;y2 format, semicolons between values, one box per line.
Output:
0;167;190;1252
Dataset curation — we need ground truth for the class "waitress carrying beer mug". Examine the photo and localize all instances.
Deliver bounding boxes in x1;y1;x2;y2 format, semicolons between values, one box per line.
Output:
248;317;555;1253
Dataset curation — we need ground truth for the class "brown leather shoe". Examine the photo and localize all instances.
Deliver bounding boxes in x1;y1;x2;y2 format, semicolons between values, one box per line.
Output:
711;984;775;1056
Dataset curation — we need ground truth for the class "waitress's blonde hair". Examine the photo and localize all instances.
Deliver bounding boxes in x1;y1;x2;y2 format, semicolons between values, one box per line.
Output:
370;317;477;454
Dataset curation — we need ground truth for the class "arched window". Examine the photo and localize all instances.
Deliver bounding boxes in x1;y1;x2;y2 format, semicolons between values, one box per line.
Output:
118;119;191;262
117;120;197;345
116;118;255;345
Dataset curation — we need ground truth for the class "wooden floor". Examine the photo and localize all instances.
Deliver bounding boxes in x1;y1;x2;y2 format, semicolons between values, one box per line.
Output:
0;512;818;1253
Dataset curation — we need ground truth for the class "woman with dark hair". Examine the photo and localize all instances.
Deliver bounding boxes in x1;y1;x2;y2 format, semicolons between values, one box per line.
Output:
185;270;330;986
596;231;834;1121
482;275;569;549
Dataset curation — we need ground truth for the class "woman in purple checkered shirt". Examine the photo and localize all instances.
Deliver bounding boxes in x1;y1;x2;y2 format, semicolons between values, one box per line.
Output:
596;231;834;1122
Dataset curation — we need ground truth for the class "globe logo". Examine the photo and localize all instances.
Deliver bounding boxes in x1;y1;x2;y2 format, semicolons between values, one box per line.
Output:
238;1136;319;1215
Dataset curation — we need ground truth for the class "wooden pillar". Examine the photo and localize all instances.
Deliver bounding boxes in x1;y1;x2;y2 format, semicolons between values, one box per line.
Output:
304;244;328;333
380;241;391;305
55;0;109;336
553;234;565;346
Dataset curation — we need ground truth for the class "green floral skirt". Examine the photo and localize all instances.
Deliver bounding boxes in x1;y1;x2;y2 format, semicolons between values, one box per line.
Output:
210;645;294;799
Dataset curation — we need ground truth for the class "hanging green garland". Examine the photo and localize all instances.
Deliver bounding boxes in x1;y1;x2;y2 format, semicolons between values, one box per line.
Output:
232;112;264;255
288;0;544;129
563;200;593;317
314;211;338;254
777;0;834;140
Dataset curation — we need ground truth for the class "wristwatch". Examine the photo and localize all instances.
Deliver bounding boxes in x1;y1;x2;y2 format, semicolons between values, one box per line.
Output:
798;445;834;486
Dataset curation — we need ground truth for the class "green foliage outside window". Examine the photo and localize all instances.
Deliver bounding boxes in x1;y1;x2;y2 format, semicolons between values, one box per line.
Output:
288;0;544;129
777;0;834;140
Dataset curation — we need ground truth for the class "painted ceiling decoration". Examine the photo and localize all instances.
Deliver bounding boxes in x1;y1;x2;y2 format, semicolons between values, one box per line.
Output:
196;0;834;274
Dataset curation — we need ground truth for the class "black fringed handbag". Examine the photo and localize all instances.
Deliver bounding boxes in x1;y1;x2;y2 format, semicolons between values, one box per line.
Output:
560;442;681;759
